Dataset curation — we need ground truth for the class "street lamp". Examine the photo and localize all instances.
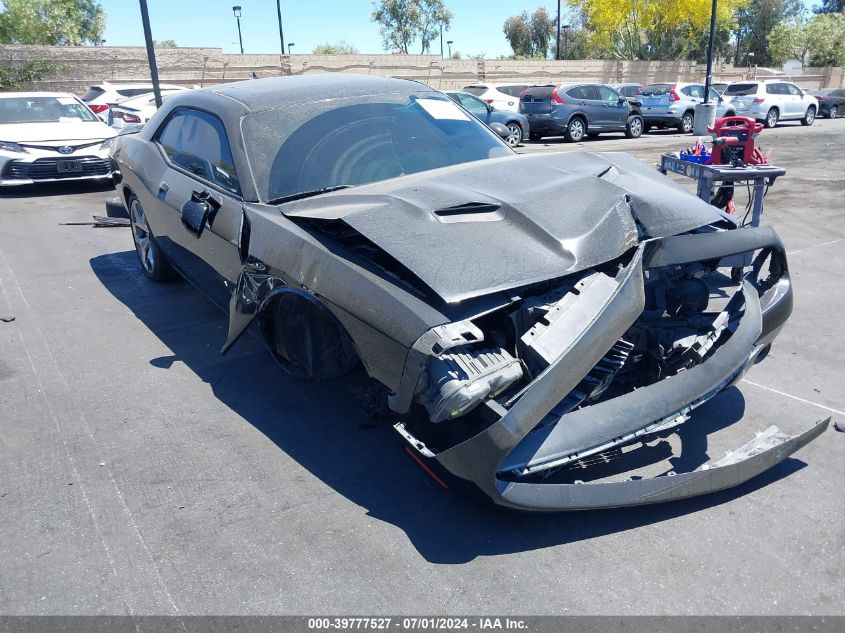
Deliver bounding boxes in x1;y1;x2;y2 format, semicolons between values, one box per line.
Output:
288;43;295;55
276;0;285;55
232;5;244;55
446;40;453;58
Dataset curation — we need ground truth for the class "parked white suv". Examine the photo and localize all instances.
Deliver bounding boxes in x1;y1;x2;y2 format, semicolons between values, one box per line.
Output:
462;83;531;113
81;82;184;121
723;80;818;128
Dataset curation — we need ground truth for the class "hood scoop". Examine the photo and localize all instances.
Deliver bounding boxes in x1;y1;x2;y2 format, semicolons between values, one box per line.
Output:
433;202;504;223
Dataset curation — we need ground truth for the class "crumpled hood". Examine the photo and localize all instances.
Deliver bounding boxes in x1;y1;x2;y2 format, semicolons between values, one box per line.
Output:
282;151;729;304
0;120;116;143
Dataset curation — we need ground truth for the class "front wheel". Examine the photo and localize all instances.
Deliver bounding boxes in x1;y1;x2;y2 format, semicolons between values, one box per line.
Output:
678;112;694;134
801;106;816;126
128;194;175;282
625;114;644;138
829;105;838;119
504;122;523;147
765;108;779;128
564;117;585;142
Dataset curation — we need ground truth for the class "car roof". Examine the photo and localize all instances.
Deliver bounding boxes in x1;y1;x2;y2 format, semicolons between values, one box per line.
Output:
203;74;434;113
0;91;79;99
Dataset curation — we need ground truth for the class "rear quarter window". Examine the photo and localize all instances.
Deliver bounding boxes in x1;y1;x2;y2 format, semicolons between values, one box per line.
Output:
641;84;673;96
521;86;555;100
725;83;759;96
462;86;486;96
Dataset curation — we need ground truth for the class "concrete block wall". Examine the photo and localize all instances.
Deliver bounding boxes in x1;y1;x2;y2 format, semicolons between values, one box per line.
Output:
1;45;842;94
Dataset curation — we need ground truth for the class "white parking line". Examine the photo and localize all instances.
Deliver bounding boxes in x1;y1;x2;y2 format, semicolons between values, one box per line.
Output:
741;379;845;416
786;238;842;256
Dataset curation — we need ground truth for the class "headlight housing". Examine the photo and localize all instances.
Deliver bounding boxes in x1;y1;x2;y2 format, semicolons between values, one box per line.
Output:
0;141;27;153
100;137;114;150
418;346;523;423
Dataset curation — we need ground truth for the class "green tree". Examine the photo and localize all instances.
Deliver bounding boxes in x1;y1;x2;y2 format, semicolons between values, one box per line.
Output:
814;0;844;14
418;0;452;54
767;21;810;64
503;7;555;58
372;0;420;53
153;39;177;48
768;13;845;65
0;0;104;46
312;41;360;54
503;13;533;57
0;57;56;90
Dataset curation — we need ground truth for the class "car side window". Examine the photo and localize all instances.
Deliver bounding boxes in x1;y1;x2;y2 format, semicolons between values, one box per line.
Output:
767;83;783;95
687;85;705;99
581;86;601;100
459;94;489;115
156;109;240;195
708;88;721;101
597;86;620;103
786;84;802;96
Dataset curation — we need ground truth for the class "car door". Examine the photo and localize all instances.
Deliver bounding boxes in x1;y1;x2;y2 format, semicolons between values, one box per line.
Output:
681;84;704;110
151;108;245;309
710;88;730;117
456;92;492;125
596;85;628;128
786;83;806;117
574;85;605;128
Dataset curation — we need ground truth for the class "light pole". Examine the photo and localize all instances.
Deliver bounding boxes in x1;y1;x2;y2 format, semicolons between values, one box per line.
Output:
446;40;453;58
232;5;244;55
276;0;285;55
139;0;162;108
440;24;443;60
562;24;571;60
555;0;561;60
288;43;295;55
703;0;717;103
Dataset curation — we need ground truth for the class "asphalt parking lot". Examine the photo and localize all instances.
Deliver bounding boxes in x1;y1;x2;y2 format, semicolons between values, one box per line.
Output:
1;120;843;616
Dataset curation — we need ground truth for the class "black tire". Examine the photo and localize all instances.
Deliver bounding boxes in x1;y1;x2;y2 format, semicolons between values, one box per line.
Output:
764;107;779;128
625;114;644;138
725;110;736;117
586;132;600;139
528;131;542;142
801;106;816;126
678;111;694;134
828;105;838;119
564;117;586;142
642;122;652;134
503;122;523;147
260;292;358;381
127;193;175;282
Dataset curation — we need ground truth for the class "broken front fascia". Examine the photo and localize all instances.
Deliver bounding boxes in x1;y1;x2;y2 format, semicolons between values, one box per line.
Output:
396;227;828;511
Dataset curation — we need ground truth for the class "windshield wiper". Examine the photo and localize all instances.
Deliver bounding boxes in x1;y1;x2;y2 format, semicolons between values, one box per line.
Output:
267;185;352;206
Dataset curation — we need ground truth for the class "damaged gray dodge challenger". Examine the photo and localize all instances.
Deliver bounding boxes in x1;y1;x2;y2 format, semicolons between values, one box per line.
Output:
111;75;828;511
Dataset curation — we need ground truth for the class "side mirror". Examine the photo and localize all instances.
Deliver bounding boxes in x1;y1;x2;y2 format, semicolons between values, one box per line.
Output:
180;190;220;238
486;103;493;113
488;122;510;140
618;95;626;103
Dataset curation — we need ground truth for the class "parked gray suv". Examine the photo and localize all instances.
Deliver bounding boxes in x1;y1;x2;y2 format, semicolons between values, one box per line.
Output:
639;82;735;133
519;83;643;142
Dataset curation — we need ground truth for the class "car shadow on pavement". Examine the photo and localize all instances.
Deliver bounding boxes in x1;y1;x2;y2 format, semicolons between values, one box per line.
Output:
0;180;115;198
91;250;807;565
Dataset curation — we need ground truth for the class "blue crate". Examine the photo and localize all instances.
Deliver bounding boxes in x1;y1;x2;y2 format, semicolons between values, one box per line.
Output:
679;152;709;164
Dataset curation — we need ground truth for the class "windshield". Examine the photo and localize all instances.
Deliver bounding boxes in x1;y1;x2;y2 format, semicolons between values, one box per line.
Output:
641;84;673;96
242;93;511;203
0;96;99;124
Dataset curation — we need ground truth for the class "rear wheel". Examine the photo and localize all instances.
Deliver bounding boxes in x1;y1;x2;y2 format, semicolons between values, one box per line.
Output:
128;194;175;282
625;114;644;138
801;106;816;126
504;122;523;147
829;105;838;119
678;111;694;134
564;117;585;142
643;122;652;134
765;107;779;128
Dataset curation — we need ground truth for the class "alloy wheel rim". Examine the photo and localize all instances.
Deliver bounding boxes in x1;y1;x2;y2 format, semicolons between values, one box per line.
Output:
506;124;521;146
630;118;642;136
807;108;815;123
130;200;155;273
832;106;838;118
683;115;693;133
571;120;584;140
768;111;777;126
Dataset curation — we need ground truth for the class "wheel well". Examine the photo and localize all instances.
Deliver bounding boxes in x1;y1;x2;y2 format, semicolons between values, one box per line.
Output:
683;109;694;118
122;186;134;207
767;106;779;114
725;110;735;117
258;289;360;381
505;120;522;130
568;113;588;129
629;109;641;117
807;104;816;112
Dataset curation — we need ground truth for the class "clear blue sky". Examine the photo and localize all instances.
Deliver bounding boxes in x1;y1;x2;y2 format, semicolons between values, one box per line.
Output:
101;1;574;58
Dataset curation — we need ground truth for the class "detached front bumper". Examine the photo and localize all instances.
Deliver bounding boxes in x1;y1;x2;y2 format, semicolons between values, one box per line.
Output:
398;227;827;511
